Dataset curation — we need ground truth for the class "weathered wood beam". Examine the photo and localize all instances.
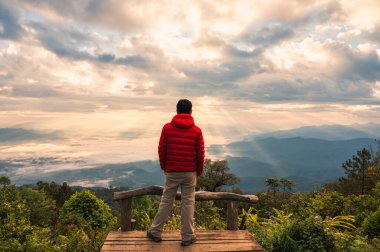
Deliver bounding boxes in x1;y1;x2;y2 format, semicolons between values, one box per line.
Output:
120;198;132;231
227;201;238;230
114;185;258;203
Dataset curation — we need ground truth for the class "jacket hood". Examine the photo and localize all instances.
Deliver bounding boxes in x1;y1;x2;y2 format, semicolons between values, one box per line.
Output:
171;114;194;129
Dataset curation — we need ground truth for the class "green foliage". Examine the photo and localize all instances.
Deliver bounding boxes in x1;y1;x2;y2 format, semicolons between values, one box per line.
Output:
371;181;380;198
342;148;373;194
92;186;129;215
245;183;380;252
281;192;309;216
245;207;359;252
342;194;379;226
324;215;356;231
23;227;55;252
1;149;379;252
19;188;57;227
266;177;294;194
307;190;345;218
274;215;335;252
196;159;239;192
362;209;380;239
131;195;158;230
0;178;121;251
59;190;117;251
0;175;11;186
0;184;32;251
37;181;74;208
195;201;226;230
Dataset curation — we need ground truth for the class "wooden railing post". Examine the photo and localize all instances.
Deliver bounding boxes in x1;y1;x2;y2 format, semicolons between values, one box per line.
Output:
120;198;132;231
227;201;238;230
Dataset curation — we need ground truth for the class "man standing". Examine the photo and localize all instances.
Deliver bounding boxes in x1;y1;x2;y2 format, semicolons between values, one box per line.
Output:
147;99;205;246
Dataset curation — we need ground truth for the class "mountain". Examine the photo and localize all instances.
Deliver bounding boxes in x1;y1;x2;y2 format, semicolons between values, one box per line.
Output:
223;138;377;193
246;123;380;141
208;123;379;193
4;123;380;193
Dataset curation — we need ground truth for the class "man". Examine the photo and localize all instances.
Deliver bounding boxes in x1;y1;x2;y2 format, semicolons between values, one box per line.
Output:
147;99;205;246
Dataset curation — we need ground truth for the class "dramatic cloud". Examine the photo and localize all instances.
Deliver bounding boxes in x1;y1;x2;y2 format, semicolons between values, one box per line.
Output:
0;2;23;39
0;0;379;170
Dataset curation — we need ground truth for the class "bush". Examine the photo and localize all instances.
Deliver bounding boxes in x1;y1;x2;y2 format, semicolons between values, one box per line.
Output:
195;201;226;230
343;194;379;226
273;215;335;252
59;190;117;251
307;190;345;219
132;195;158;230
362;209;380;239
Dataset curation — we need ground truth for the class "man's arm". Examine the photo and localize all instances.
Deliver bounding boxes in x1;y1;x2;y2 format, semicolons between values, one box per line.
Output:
158;125;167;171
196;128;205;176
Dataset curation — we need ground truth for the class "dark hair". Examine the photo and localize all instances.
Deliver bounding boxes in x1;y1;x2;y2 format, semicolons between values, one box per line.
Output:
176;99;192;114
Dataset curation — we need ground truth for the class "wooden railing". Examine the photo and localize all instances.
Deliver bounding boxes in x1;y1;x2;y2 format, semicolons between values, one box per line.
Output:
114;185;259;231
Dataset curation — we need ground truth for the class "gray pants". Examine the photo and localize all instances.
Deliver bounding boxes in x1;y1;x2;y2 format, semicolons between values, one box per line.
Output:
149;171;197;241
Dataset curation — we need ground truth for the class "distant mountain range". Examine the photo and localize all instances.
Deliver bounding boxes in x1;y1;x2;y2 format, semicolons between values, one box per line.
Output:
245;123;380;141
208;123;379;192
3;123;379;193
213;138;377;192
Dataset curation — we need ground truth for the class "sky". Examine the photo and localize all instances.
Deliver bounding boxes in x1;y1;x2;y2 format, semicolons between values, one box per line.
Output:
0;0;380;177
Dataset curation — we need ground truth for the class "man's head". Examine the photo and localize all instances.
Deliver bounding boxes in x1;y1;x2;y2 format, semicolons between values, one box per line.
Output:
176;99;192;114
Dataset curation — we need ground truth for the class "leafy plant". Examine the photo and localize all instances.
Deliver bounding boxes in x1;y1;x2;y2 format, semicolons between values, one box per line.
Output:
58;190;117;251
361;209;380;239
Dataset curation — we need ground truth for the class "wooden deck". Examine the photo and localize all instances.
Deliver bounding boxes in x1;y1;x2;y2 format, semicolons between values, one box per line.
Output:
101;230;263;252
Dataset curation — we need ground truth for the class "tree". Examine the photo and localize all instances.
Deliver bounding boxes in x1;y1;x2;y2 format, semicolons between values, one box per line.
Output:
58;190;117;251
368;141;380;186
266;177;282;194
19;188;57;227
264;177;295;209
0;183;32;250
342;148;373;194
36;181;74;208
0;176;11;186
196;159;240;192
280;178;294;193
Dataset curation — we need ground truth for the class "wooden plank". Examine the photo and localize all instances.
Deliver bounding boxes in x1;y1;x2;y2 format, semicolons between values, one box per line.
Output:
107;232;252;240
104;238;252;242
120;198;133;231
101;242;263;251
106;231;251;236
101;230;263;252
103;239;256;244
107;230;251;235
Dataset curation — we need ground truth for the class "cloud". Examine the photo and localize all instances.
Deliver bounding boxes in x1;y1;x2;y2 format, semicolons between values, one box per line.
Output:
243;20;295;47
237;78;376;103
119;130;148;140
11;84;63;97
31;22;150;68
115;55;149;68
0;2;23;40
0;128;63;143
341;49;380;83
0;1;379;114
183;61;254;83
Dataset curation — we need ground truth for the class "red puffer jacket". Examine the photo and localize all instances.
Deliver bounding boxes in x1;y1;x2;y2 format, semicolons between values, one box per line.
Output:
158;113;205;175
